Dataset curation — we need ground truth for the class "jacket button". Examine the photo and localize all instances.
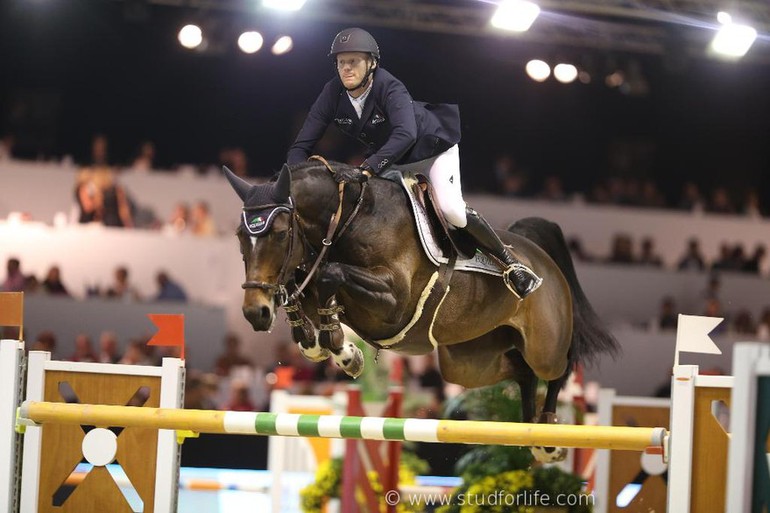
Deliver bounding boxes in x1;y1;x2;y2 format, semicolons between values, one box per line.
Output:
361;133;367;139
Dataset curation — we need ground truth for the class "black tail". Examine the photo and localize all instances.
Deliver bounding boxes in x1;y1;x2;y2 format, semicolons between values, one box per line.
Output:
508;217;620;369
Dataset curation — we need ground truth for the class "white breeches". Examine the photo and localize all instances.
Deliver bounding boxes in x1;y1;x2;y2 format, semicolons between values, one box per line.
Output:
428;144;467;228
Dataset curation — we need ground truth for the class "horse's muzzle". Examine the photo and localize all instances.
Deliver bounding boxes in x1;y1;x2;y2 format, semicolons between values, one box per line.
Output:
242;304;274;331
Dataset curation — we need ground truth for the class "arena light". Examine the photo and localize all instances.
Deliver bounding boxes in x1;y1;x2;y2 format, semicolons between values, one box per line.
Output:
491;0;540;32
554;63;578;83
238;31;264;54
525;59;550;82
262;0;306;11
178;24;203;49
272;35;293;55
710;12;756;58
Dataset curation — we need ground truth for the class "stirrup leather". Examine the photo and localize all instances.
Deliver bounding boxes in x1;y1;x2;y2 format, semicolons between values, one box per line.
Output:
502;262;543;300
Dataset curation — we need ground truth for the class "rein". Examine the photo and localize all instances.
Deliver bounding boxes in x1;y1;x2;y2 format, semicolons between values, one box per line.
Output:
243;157;367;306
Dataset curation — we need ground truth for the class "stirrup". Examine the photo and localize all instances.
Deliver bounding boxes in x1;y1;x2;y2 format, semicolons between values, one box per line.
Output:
502;262;543;300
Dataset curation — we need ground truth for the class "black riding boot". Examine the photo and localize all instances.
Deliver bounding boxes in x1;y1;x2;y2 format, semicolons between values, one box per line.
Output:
463;207;543;299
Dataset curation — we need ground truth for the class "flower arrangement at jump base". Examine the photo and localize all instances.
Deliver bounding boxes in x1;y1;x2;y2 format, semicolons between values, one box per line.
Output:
434;381;593;513
299;452;429;513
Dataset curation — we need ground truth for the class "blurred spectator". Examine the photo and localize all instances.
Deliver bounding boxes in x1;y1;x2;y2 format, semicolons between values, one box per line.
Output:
1;258;25;292
98;331;121;364
493;155;529;197
730;244;747;272
131;140;156;171
42;266;70;296
707;187;735;214
758;308;770;341
732;309;756;335
120;340;153;365
567;237;594;263
656;296;678;330
105;266;142;301
220;147;249;177
677;238;706;271
190;200;216;236
639;180;666;208
699;279;721;311
155;271;188;302
30;330;57;354
74;134;134;227
742;189;764;218
68;334;97;362
164;202;190;235
677;181;704;212
184;373;217;410
538;175;567;202
417;354;445;403
213;333;252;376
0;133;15;161
638;237;663;267
711;243;734;272
23;275;40;294
607;234;634;264
742;244;766;274
225;381;256;411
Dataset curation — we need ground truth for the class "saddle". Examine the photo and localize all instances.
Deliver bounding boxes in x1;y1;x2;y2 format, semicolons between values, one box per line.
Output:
383;169;503;277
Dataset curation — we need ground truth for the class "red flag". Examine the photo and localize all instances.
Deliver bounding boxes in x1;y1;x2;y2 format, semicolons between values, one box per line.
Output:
147;314;185;359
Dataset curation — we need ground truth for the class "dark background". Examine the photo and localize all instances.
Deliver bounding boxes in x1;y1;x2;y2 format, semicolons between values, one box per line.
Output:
2;0;769;200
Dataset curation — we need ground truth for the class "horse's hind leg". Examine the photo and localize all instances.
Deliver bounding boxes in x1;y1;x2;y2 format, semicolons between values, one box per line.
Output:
530;370;572;463
505;349;537;423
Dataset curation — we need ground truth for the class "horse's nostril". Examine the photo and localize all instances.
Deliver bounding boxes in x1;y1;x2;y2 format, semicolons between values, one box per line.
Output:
260;306;271;320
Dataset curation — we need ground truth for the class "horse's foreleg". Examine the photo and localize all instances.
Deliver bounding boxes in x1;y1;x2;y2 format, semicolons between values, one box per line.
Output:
315;263;379;378
284;295;329;362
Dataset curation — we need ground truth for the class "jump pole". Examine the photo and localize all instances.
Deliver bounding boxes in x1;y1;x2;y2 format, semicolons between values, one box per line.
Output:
19;401;667;452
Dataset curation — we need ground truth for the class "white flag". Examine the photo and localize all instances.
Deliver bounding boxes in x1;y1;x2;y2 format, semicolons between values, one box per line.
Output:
675;314;723;361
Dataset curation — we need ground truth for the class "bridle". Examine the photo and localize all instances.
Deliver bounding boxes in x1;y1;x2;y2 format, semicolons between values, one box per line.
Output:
240;158;368;306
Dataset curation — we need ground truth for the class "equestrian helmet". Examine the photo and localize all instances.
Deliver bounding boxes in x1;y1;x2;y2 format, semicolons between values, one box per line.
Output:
329;28;380;61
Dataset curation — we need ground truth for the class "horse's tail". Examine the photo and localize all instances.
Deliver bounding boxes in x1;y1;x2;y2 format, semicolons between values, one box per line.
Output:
507;217;620;369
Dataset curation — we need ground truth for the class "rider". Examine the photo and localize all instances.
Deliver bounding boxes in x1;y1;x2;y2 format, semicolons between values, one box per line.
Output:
286;28;542;299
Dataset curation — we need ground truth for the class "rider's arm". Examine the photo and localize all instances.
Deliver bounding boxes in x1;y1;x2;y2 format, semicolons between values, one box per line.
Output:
287;81;338;165
363;79;417;174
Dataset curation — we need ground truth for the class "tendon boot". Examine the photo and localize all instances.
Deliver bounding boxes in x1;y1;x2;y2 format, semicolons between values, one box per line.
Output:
463;207;543;299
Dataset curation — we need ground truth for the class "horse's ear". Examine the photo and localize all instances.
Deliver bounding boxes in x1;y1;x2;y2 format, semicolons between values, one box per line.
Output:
275;163;292;201
222;166;252;202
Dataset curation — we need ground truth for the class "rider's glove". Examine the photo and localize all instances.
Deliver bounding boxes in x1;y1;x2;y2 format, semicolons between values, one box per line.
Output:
334;163;372;183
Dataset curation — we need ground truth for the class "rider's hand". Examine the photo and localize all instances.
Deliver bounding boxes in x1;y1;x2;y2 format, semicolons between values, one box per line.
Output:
334;165;372;183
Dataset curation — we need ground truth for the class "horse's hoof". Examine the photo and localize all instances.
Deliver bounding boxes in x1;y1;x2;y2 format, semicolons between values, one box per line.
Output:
299;344;330;362
336;342;364;378
531;445;568;463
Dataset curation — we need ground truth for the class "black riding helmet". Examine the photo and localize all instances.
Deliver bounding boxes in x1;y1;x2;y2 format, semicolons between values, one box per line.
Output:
329;28;379;91
328;27;380;61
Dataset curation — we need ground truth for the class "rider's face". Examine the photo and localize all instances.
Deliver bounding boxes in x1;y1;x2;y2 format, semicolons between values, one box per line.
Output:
336;51;373;92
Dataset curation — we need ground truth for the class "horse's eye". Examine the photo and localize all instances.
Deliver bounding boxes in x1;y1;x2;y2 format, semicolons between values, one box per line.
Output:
274;231;288;242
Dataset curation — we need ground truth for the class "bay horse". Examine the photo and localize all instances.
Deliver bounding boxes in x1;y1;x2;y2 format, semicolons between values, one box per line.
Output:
225;161;618;461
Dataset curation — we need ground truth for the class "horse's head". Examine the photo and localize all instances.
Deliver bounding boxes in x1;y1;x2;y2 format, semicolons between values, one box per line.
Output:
224;165;302;331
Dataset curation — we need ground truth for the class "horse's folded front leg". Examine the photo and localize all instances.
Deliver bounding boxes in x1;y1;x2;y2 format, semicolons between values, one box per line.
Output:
284;299;329;362
317;296;363;378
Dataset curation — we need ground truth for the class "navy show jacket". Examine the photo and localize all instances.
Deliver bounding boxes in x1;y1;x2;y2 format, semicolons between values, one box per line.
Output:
286;68;461;173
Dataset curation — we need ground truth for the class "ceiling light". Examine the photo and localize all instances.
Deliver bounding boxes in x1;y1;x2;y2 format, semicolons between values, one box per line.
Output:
554;63;578;83
272;36;294;55
525;59;550;82
711;21;757;58
238;31;264;54
263;0;306;11
491;0;540;32
178;24;203;49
